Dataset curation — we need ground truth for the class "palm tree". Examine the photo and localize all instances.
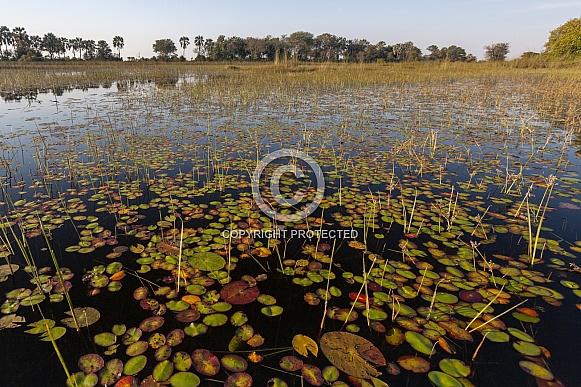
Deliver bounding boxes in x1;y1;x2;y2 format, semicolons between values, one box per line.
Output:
58;37;68;58
83;39;96;60
179;36;190;57
112;36;124;58
71;37;83;59
194;35;204;58
0;26;12;57
42;32;58;59
12;26;29;58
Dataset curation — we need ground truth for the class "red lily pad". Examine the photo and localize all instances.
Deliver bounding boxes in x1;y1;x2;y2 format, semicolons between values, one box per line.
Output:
176;309;200;323
279;356;303;372
220;281;260;305
139;316;164;332
224;372;252;387
459;290;483;303
301;364;324;386
192;349;220;376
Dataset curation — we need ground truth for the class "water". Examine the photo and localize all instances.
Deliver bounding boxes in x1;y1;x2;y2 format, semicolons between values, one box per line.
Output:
1;77;581;387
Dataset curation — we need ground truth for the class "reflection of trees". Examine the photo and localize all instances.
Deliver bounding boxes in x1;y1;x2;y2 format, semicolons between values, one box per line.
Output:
0;90;38;102
574;132;581;158
155;76;178;88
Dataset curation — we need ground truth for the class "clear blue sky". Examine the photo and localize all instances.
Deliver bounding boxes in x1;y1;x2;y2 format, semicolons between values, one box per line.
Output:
3;0;581;59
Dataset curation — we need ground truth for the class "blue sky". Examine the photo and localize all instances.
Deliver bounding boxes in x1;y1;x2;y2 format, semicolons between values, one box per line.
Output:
3;0;581;59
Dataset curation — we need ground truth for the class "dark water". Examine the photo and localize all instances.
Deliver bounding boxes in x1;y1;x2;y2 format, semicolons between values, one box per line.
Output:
1;79;581;387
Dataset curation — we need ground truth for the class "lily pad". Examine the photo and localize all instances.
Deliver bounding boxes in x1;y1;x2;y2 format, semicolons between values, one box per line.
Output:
62;307;100;328
292;334;319;357
153;359;174;382
320;331;385;379
78;354;105;374
188;252;226;271
428;371;463;387
99;359;123;386
439;358;471;377
94;332;116;347
224;372;253;387
192;349;220;376
405;331;434;355
66;372;98;387
123;355;147;375
221;354;248;372
397;355;430;373
220;281;260;305
519;360;554;381
139;316;165;332
170;372;200;387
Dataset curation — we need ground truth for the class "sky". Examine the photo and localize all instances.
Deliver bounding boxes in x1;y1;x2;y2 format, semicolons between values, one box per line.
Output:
2;0;581;59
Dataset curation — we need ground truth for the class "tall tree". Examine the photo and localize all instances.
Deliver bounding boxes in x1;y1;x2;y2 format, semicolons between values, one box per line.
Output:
153;38;177;60
42;32;58;59
71;37;83;59
0;26;12;57
484;43;509;61
179;36;190;57
97;40;113;60
392;41;422;61
545;18;581;59
194;35;204;59
83;39;96;60
12;26;30;59
287;31;314;60
112;36;124;58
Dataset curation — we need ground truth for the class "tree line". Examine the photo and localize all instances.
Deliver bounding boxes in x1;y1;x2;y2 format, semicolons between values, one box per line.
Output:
0;26;123;61
0;25;519;63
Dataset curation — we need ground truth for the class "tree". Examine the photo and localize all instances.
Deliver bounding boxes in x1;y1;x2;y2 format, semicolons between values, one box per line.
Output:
0;26;12;57
392;41;422;61
287;31;314;60
484;42;509;61
57;37;68;58
194;35;204;59
545;18;581;59
83;39;96;59
70;37;83;59
112;36;124;58
426;45;441;60
179;36;190;57
96;40;113;60
12;26;30;59
42;32;58;59
153;38;177;60
441;45;467;61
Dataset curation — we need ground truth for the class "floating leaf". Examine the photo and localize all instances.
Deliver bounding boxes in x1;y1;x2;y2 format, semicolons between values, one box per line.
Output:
66;372;98;387
99;359;123;386
279;356;303;372
513;341;542;356
292;334;319;357
188;252;226;271
94;332;116;347
301;364;324;386
439;358;471;378
220;281;260;305
139;316;165;332
0;314;25;330
184;323;207;337
192;349;220;376
320;331;385;379
261;305;284;316
203;313;228;327
62;307;100;328
153;359;174;382
123;355;147;376
173;352;192;372
519;361;554;381
428;371;463;387
224;372;253;387
397;355;430;373
221;354;248;372
78;354;104;374
169;372;200;387
405;331;434;355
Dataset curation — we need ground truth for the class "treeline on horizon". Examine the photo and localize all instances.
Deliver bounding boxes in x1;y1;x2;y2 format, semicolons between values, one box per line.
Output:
3;18;580;64
2;26;511;63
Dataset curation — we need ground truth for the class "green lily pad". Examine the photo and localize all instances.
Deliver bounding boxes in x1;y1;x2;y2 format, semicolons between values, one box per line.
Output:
123;355;147;375
519;360;554;381
439;358;470;377
61;307;100;328
98;359;123;386
66;372;98;387
78;354;104;374
188;252;226;271
261;305;284;316
405;331;434;355
153;359;174;382
513;341;542;356
173;352;192;372
126;341;149;356
221;354;248;372
184;323;208;337
507;328;534;342
202;313;228;327
428;371;463;387
94;332;116;347
170;372;200;387
397;355;430;373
